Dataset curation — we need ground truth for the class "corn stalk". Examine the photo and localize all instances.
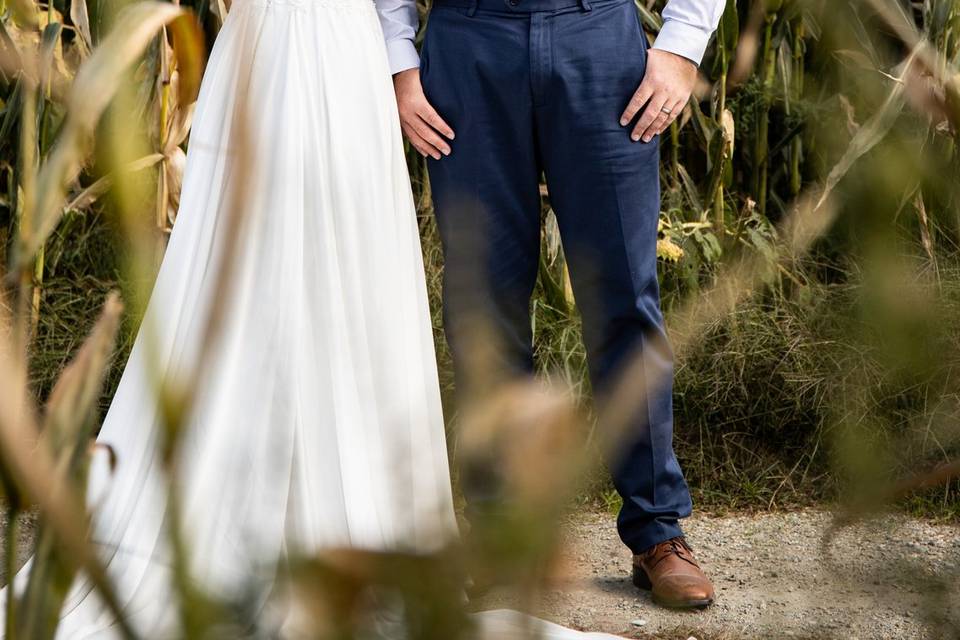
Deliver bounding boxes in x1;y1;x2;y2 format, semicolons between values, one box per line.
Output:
0;3;204;637
752;0;782;217
709;0;738;231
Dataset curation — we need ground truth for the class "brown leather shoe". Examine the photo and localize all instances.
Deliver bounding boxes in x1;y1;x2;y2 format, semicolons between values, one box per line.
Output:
632;537;714;609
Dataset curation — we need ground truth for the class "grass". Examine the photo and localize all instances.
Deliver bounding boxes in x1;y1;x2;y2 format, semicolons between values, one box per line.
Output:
3;0;959;535
2;0;960;636
18;208;135;410
14;193;959;520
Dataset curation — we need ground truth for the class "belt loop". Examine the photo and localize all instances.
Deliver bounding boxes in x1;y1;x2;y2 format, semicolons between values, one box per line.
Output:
579;0;591;11
467;0;478;17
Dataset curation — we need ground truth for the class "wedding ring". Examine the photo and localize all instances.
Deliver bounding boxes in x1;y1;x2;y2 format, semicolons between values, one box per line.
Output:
661;107;673;114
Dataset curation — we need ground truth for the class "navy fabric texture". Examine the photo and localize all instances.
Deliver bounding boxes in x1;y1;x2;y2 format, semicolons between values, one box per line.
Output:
421;0;692;553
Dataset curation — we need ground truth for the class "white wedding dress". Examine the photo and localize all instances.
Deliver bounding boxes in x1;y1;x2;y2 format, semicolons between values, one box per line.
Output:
0;0;622;637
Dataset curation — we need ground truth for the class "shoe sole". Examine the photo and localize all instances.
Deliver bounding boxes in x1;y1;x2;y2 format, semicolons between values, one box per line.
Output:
632;565;714;609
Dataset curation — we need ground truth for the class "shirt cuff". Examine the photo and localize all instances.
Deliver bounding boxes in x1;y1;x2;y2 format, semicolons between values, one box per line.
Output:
652;18;712;67
386;39;421;75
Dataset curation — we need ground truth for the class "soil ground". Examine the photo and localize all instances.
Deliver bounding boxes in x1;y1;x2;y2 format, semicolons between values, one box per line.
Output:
472;509;960;640
3;508;959;639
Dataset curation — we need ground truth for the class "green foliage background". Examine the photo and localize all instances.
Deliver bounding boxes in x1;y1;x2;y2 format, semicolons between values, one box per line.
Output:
3;0;960;516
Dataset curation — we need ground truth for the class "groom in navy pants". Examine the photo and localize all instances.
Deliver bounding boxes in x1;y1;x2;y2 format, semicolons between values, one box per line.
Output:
379;0;724;608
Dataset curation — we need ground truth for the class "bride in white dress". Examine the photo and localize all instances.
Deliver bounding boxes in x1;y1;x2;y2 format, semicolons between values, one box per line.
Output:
0;0;622;637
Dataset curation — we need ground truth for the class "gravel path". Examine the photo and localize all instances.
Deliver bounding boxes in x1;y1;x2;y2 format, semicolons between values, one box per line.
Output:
473;510;960;640
0;507;38;585
3;509;959;638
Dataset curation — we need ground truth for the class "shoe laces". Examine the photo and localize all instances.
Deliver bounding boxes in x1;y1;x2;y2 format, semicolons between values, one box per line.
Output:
646;536;698;570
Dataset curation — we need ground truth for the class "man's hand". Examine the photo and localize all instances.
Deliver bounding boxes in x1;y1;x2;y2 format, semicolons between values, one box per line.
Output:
393;68;455;160
620;49;698;143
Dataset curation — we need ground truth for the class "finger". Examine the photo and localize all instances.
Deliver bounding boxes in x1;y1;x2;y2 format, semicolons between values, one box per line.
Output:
641;109;671;142
620;81;655;127
400;119;438;159
418;102;455;140
657;100;686;134
631;92;668;141
402;123;440;160
647;100;680;137
411;116;451;157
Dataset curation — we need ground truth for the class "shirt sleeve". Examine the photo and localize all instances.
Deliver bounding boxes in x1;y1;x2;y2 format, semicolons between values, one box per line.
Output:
652;0;727;66
376;0;421;74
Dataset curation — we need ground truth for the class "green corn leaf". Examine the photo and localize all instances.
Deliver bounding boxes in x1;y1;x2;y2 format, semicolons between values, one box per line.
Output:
719;0;739;58
816;74;906;210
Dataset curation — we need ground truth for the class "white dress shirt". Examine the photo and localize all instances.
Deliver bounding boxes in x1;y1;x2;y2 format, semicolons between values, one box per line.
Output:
376;0;727;75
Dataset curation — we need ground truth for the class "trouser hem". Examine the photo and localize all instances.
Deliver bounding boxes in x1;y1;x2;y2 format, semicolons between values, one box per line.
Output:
620;519;685;555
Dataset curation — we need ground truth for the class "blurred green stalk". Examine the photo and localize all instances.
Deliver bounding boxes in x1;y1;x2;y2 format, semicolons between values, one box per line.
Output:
5;504;18;639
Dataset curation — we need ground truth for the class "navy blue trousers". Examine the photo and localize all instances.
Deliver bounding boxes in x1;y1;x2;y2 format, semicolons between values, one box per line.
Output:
420;0;692;553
